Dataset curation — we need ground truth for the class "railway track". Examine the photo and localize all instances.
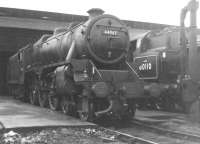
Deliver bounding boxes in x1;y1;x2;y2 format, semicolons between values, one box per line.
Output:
96;112;200;144
100;127;159;144
105;120;200;144
62;107;200;144
131;119;200;142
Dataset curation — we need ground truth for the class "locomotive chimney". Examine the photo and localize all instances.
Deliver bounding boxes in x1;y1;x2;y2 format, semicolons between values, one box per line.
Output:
87;8;104;19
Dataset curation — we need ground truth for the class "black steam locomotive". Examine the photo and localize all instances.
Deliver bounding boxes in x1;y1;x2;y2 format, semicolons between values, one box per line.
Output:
7;8;144;121
129;0;200;113
130;27;183;111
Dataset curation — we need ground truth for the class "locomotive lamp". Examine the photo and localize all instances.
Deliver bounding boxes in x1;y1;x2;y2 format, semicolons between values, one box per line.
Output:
162;52;166;58
83;69;88;78
92;66;95;75
108;51;112;58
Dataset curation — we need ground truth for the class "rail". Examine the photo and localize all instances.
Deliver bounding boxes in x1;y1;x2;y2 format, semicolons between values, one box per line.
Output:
132;119;200;142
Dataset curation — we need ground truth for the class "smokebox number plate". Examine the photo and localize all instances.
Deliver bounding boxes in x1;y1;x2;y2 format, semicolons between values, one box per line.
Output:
134;55;158;79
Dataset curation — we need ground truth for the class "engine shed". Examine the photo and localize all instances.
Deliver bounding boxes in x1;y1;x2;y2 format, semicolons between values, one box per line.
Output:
0;7;170;95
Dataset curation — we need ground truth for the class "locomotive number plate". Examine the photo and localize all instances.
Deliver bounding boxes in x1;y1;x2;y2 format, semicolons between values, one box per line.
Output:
103;29;118;36
134;55;158;79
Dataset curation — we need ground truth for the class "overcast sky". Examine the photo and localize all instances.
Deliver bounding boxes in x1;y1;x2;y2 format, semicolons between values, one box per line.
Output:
0;0;199;27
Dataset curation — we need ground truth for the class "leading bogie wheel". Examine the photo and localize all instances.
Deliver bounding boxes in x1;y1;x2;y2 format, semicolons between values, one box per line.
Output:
29;85;39;105
79;112;89;121
39;91;49;108
122;103;136;121
78;98;94;121
48;92;60;111
61;96;70;115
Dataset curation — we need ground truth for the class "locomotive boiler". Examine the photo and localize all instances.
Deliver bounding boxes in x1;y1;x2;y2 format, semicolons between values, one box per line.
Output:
8;8;143;121
24;9;129;68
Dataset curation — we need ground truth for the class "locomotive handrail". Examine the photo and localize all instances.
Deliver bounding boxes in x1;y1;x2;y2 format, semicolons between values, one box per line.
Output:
22;23;84;51
88;60;103;79
41;22;84;45
65;40;76;63
126;61;140;78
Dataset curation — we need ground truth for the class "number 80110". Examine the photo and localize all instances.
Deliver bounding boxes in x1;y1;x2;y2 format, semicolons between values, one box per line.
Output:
139;63;152;71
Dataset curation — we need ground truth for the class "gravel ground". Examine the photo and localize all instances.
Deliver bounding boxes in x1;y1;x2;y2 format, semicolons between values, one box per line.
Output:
0;127;127;144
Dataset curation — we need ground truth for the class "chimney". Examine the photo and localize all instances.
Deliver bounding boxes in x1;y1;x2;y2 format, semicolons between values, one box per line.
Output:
87;8;104;19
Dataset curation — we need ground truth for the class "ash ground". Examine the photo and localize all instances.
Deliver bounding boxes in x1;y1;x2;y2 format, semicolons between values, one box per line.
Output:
0;127;126;144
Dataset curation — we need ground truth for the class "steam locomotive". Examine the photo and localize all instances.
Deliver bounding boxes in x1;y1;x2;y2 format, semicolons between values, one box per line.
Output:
128;0;200;114
131;26;200;112
130;27;184;111
7;8;144;121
